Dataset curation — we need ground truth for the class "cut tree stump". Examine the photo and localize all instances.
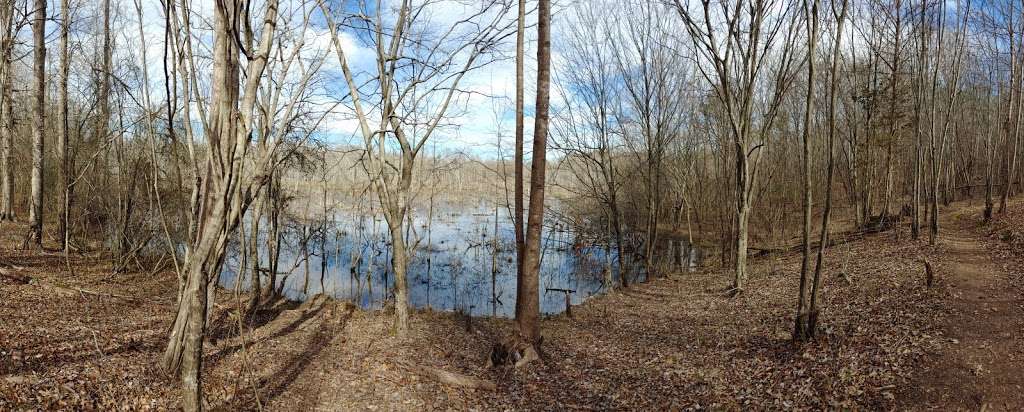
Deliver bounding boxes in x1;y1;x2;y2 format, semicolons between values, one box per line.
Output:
546;288;575;318
924;259;935;288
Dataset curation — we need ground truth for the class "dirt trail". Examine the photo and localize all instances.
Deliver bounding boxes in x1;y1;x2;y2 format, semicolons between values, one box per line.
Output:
906;212;1024;411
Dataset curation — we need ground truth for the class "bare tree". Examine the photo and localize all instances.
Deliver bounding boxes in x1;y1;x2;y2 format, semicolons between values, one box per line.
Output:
552;0;626;288
795;0;821;341
161;0;321;407
673;0;801;294
27;0;45;246
513;0;528;332
57;0;72;252
614;0;691;280
518;0;551;347
0;0;15;222
320;0;514;335
800;0;849;340
926;0;970;243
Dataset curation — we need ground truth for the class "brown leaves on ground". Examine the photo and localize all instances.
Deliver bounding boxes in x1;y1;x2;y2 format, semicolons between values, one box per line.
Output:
0;210;992;410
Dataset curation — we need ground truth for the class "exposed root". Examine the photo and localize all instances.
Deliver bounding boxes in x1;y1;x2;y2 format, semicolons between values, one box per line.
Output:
406;363;496;391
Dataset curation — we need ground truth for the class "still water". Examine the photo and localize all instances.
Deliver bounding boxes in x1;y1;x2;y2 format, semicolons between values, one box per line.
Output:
220;203;698;317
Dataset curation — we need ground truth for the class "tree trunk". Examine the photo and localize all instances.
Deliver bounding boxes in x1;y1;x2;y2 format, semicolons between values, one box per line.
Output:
28;0;46;246
267;173;282;299
807;0;847;338
733;145;750;293
512;0;527;324
604;155;627;288
163;202;227;411
58;0;72;252
492;205;499;316
0;0;14;222
985;82;996;222
795;0;819;340
644;158;660;279
517;0;550;345
247;200;263;310
164;1;251;408
388;220;410;333
1000;29;1020;214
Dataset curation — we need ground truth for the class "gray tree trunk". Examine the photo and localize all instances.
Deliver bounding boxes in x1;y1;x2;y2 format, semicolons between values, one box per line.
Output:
28;0;46;246
0;0;13;222
58;0;72;252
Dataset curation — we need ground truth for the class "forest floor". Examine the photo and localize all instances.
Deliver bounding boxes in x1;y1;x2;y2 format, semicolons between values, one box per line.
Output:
898;202;1024;411
0;200;1022;410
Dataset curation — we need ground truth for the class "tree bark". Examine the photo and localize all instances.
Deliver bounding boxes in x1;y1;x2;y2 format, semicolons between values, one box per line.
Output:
0;0;13;222
58;0;72;252
388;218;410;333
807;0;848;338
517;0;550;345
28;0;46;246
513;0;527;322
162;0;282;407
795;0;819;341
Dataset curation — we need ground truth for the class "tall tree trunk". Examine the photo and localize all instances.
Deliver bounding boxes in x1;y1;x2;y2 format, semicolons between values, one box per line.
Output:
512;0;527;321
807;0;848;337
1000;27;1019;214
100;0;118;259
1003;42;1024;213
733;144;750;293
28;0;46;247
926;4;943;245
58;0;72;253
795;0;819;341
911;0;927;241
163;1;253;408
0;0;14;222
985;74;996;222
517;0;550;345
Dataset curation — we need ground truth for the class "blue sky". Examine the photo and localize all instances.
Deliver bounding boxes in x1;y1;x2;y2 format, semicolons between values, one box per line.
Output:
8;0;558;158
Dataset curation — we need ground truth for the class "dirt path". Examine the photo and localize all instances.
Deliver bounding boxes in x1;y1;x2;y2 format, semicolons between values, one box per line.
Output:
5;210;1023;409
906;212;1024;411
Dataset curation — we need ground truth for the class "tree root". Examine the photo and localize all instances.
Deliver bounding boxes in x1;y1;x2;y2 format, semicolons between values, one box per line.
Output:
407;363;496;391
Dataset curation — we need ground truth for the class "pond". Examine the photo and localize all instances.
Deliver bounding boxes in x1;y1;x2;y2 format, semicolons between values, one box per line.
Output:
219;203;700;317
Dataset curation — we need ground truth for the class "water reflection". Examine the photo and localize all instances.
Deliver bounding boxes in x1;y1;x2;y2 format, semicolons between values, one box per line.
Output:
219;204;699;317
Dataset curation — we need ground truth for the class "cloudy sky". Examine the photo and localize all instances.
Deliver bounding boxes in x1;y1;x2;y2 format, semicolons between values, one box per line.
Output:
161;0;553;157
0;0;556;158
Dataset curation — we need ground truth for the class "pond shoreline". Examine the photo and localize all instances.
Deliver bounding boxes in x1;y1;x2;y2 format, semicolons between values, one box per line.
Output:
0;214;956;409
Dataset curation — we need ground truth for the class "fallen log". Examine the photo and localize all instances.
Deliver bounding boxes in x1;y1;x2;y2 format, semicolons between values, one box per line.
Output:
748;225;889;257
48;284;138;301
0;268;136;301
410;364;496;391
0;268;31;284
